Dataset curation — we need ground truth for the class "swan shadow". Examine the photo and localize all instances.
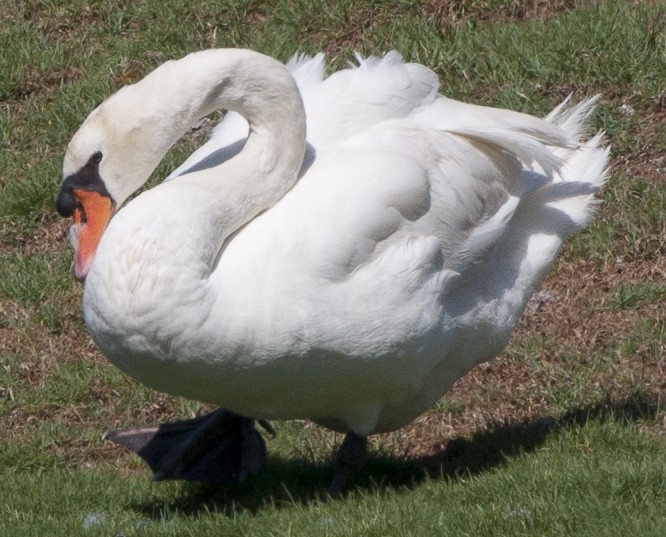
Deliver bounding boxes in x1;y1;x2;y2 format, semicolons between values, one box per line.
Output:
130;393;659;519
174;139;317;179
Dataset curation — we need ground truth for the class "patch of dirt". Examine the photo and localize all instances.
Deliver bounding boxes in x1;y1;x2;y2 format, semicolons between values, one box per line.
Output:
419;0;590;31
310;0;599;56
612;94;666;177
0;217;71;258
2;66;83;103
300;3;411;56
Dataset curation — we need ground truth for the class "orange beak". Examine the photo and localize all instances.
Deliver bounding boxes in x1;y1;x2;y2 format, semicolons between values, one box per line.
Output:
70;189;114;281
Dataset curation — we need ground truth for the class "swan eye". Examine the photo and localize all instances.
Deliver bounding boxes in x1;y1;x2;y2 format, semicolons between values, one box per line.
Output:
90;151;103;165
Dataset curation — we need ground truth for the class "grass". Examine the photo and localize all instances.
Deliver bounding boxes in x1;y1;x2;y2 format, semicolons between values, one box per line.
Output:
2;412;665;536
611;282;666;310
1;0;665;535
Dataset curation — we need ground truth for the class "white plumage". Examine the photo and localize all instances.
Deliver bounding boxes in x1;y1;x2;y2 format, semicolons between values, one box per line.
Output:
59;49;608;482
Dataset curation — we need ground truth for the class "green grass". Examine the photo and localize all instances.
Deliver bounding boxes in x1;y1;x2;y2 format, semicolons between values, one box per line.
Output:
1;0;665;535
2;412;664;536
611;282;666;311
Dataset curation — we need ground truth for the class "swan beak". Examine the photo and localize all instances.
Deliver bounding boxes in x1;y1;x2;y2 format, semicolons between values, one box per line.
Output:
70;189;114;281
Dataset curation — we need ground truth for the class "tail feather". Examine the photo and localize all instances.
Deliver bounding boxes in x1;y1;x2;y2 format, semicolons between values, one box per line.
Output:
448;97;609;270
544;132;610;229
545;94;599;139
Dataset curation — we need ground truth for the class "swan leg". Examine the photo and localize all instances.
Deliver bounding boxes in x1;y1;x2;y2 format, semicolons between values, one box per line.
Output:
329;432;368;494
103;408;269;484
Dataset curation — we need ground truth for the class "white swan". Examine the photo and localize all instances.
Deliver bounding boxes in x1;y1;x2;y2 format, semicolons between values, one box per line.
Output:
56;48;609;491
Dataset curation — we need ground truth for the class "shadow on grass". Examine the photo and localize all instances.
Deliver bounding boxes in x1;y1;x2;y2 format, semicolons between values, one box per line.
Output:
131;393;660;519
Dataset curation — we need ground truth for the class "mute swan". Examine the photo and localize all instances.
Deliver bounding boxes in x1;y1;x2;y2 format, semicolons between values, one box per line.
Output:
55;48;609;492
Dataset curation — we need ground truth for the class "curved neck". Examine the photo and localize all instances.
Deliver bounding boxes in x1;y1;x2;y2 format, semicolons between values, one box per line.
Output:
86;49;307;208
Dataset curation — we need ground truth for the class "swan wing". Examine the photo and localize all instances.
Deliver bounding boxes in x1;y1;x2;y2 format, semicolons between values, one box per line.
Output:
212;108;534;342
214;91;607;359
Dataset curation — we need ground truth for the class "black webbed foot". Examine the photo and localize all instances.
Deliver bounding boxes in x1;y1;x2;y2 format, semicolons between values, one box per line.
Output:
103;408;270;484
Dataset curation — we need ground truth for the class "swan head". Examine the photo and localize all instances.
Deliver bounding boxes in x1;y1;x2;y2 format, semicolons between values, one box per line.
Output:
56;90;160;281
56;149;114;281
